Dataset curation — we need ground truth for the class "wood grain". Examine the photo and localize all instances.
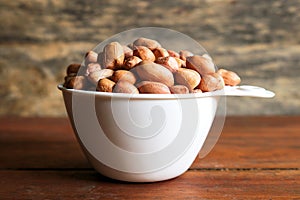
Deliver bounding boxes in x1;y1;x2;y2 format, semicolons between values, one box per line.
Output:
192;116;300;169
0;117;90;169
1;117;299;169
0;170;299;199
0;116;299;199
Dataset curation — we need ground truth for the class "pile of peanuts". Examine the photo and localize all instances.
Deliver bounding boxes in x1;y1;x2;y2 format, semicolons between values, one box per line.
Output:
63;37;241;94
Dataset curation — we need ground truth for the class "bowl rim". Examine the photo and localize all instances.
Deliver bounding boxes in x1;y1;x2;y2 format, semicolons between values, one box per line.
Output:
58;84;225;100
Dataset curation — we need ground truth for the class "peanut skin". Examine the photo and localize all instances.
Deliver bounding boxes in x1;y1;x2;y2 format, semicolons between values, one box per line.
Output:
198;73;224;92
84;51;98;65
169;85;189;94
66;63;81;75
217;68;241;86
179;50;193;61
111;70;137;84
133;46;156;62
85;63;101;76
156;56;179;73
174;68;201;91
167;50;180;58
64;76;88;90
122;45;133;58
133;37;161;50
96;78;115;92
101;42;124;69
186;55;215;75
152;47;169;60
88;69;114;85
137;81;171;94
123;56;142;70
114;81;139;94
135;60;174;87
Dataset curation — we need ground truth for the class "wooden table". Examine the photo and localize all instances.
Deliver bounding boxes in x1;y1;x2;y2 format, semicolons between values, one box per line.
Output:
0;116;299;199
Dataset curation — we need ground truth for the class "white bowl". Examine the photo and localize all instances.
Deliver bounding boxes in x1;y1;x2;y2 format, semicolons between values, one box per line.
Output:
58;85;220;182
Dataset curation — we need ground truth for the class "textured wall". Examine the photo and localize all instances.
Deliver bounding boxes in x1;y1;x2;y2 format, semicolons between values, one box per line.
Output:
0;0;299;116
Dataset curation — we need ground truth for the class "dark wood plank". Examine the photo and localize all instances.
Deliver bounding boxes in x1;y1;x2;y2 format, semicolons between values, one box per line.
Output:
192;116;300;169
0;117;91;169
0;170;299;199
1;116;299;169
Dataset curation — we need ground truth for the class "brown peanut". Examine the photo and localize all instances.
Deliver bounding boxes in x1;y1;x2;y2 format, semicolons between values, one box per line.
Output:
66;63;81;75
192;89;203;93
88;69;114;85
174;68;201;91
133;46;156;62
167;50;180;58
135;60;174;87
217;69;241;86
64;76;88;90
198;73;224;92
152;47;169;60
133;37;161;50
179;50;193;61
96;78;115;92
156;56;179;73
186;55;215;75
169;85;189;94
84;51;98;65
123;56;142;70
137;81;171;94
101;42;124;69
113;81;139;94
111;70;136;84
85;63;101;76
123;45;133;58
174;57;185;68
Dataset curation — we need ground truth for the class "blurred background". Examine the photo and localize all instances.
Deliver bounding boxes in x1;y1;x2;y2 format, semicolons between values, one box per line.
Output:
0;0;299;116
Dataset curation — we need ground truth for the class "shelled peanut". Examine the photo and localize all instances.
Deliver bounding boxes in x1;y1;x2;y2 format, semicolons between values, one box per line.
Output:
63;37;241;94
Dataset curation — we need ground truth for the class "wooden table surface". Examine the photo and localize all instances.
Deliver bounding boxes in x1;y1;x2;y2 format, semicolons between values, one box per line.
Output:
0;116;299;199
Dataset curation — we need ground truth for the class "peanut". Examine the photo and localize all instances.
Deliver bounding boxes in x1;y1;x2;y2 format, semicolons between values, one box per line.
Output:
111;70;136;84
85;63;101;76
64;75;76;88
84;51;98;65
64;76;88;90
123;45;133;58
174;57;185;68
217;69;241;86
198;73;224;92
123;56;142;70
96;78;115;92
167;50;180;58
152;47;169;60
156;56;179;73
179;50;193;61
186;55;215;75
133;37;161;50
135;60;174;87
137;81;171;94
113;81;139;94
100;42;124;69
133;46;156;62
192;89;203;93
88;69;114;85
66;63;81;75
174;68;201;91
169;85;189;94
